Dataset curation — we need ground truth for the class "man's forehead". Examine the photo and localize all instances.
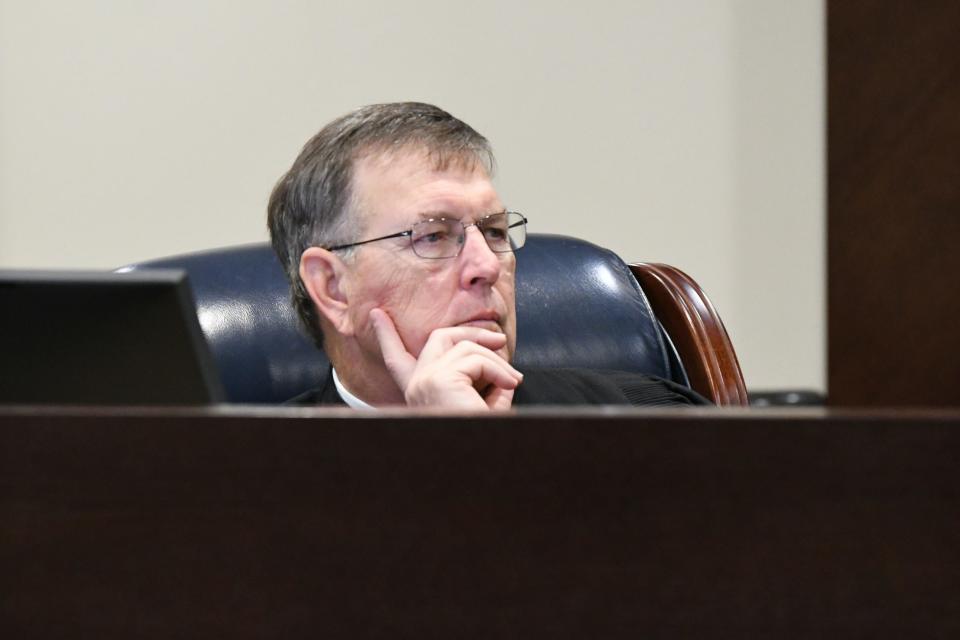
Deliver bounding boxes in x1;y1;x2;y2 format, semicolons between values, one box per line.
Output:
353;144;486;178
351;146;499;214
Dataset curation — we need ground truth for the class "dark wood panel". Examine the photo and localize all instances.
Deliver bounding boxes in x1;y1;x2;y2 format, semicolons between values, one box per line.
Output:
3;407;960;637
829;1;960;405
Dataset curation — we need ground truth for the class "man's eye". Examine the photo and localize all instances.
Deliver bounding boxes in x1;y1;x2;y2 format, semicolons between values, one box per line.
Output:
414;226;453;245
484;226;508;241
420;232;447;243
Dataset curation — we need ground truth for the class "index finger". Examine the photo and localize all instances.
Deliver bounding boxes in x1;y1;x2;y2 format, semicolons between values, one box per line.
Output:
418;326;508;361
369;308;417;388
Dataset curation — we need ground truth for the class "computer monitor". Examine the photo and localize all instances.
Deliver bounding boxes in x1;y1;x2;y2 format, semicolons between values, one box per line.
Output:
0;269;225;405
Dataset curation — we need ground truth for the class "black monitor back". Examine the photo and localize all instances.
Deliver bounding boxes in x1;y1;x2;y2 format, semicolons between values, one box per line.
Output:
0;270;225;405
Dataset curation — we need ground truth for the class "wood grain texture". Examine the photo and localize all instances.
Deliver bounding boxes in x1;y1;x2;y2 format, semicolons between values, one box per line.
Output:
3;406;960;638
829;0;960;405
631;262;748;405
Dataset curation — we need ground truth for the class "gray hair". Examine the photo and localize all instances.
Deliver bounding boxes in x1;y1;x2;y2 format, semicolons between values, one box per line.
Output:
267;102;495;349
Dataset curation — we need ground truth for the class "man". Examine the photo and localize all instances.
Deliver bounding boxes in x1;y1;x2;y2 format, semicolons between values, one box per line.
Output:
268;102;706;408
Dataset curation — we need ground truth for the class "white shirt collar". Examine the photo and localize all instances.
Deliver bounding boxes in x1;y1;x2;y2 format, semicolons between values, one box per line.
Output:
331;367;376;410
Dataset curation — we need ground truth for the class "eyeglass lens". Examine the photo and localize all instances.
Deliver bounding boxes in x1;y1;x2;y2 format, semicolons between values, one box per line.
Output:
410;212;526;259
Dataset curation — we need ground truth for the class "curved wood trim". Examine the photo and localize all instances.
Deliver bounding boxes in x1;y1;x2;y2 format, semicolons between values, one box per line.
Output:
630;263;748;406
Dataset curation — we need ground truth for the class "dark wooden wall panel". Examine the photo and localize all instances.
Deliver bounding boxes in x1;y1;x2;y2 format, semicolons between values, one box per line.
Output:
829;0;960;406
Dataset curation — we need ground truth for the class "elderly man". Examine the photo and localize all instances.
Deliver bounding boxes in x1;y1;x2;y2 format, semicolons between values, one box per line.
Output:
268;102;705;408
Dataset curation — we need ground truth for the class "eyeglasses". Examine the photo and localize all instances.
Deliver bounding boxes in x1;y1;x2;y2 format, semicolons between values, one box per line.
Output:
325;211;528;259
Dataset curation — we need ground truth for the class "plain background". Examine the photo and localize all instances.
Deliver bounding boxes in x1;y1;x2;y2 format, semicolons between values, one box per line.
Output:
0;1;823;393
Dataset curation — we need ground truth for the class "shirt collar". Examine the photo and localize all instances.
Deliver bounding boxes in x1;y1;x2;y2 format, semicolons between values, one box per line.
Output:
331;367;376;410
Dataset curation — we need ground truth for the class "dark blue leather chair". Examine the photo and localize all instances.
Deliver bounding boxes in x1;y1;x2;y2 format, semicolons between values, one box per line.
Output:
121;234;746;405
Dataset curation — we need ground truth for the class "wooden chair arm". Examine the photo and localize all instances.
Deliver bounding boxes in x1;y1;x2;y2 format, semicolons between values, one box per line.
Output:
629;263;749;406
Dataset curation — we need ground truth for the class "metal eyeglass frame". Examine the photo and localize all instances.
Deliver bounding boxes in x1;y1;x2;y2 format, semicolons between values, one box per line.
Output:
324;211;528;259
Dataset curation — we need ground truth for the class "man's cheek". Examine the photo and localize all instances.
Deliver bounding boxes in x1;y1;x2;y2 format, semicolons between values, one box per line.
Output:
389;307;446;359
361;295;423;355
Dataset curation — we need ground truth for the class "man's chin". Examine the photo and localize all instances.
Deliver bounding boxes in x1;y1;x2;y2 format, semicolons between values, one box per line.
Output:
494;337;515;364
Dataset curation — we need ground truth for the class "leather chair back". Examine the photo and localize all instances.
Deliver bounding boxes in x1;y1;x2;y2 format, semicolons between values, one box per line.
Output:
122;234;685;403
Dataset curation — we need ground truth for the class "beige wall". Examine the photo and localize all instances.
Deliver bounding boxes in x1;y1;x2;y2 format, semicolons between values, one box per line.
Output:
0;0;824;392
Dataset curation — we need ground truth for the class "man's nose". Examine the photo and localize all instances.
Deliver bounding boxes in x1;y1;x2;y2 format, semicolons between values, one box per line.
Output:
458;226;502;287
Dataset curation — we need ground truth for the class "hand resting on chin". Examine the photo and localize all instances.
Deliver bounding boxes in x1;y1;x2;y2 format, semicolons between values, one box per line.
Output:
369;308;523;410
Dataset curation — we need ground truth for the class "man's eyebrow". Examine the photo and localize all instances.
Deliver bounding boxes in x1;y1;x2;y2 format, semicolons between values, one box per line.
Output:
415;210;455;220
414;209;508;221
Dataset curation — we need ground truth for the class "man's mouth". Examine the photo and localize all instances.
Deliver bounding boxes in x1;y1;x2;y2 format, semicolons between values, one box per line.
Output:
459;320;503;332
457;312;503;333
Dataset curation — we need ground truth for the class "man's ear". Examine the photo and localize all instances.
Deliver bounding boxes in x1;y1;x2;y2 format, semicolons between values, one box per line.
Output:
299;247;356;336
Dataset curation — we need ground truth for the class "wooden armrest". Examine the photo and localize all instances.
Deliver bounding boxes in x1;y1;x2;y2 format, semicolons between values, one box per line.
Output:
629;263;748;406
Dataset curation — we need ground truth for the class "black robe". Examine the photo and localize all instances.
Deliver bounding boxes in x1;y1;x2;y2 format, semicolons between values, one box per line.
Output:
291;367;709;407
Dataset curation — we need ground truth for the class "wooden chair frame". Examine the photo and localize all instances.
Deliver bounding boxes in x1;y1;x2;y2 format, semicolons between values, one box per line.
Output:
630;263;749;406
